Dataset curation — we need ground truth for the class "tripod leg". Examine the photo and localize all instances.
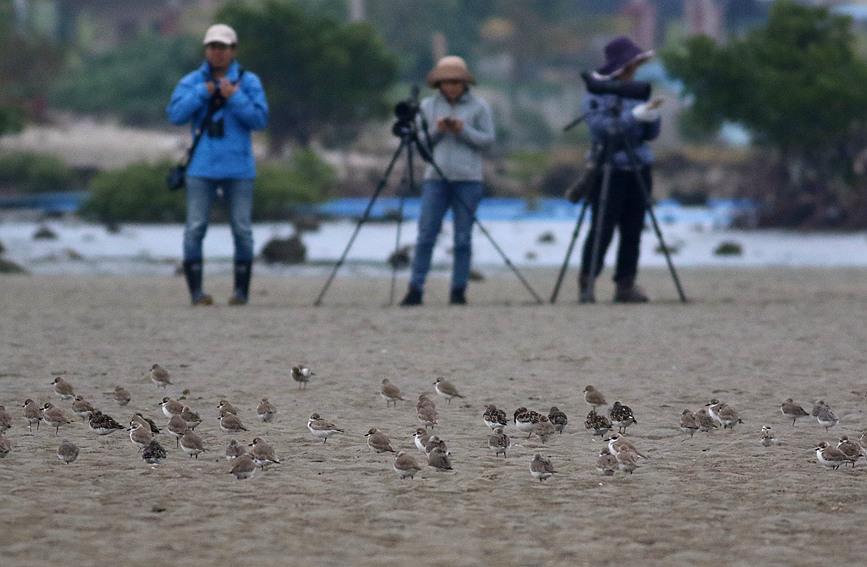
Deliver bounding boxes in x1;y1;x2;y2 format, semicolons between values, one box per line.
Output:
314;140;406;306
586;160;614;303
550;199;589;304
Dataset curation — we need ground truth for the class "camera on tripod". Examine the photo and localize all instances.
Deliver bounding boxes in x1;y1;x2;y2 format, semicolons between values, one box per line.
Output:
391;86;421;137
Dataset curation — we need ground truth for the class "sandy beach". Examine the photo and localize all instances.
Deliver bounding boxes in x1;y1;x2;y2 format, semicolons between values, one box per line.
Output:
2;267;867;566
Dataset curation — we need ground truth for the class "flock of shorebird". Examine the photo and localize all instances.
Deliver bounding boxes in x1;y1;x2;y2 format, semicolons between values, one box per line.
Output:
0;366;863;480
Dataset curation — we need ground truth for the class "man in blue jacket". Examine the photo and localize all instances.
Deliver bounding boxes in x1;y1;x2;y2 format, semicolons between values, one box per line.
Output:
167;24;269;305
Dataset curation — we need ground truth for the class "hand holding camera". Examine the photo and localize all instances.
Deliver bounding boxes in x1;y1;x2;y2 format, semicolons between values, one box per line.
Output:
437;117;464;134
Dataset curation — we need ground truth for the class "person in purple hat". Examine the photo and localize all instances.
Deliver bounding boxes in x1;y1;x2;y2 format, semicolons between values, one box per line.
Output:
578;36;663;303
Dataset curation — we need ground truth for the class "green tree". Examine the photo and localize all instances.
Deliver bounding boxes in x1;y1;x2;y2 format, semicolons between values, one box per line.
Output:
218;0;398;151
663;1;867;227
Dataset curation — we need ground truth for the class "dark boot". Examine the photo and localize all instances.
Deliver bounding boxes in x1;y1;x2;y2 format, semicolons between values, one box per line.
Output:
579;274;595;304
229;261;252;305
614;279;649;303
449;287;467;305
182;261;213;306
400;286;423;307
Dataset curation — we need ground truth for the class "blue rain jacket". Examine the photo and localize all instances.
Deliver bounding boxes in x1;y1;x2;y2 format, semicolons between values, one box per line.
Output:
167;60;269;179
582;92;660;169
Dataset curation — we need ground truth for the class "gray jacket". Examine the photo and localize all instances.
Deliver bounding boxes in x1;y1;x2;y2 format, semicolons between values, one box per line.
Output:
419;90;495;182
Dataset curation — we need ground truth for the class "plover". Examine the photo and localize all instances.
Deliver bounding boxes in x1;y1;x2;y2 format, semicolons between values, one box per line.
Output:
483;404;508;430
249;437;280;468
218;413;247;433
424;435;448;456
433;377;464;404
71;395;95;421
380;378;406;407
0;434;10;458
365;427;396;453
159;397;184;419
217;400;238;416
609;402;637;434
584;409;612;437
615;448;640;474
413;428;430;453
607;433;647;458
780;399;809;427
548;407;568;434
148;364;172;389
229;454;257;480
179;430;205;459
837;435;863;467
428;447;453;471
393;451;422;479
56;440;79;464
583;385;607;408
596;448;618;476
680;409;699;438
132;413;161;435
127;420;153;451
291;365;314;389
761;425;780;447
307;413;343;443
695;408;718;432
417;405;439;430
87;411;124;435
815;441;848;470
0;405;12;432
256;398;276;422
22;399;42;432
816;405;839;430
142;439;167;465
811;400;827;417
488;427;510;458
110;386;131;406
529;453;556;482
707;400;742;430
51;377;75;400
41;403;72;435
226;439;246;460
416;393;436;412
533;416;556;444
167;414;187;447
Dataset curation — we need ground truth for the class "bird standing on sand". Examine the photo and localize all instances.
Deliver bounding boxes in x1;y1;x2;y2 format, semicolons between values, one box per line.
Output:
249;437;280;469
179;430;205;459
22;399;42;433
167;414;187;447
760;425;780;447
837;435;863;467
583;385;607;408
433;377;464;404
0;434;10;458
483;405;508;430
217;400;238;416
229;454;257;480
695;408;717;432
428;447;453;471
88;411;124;435
0;405;12;432
609;401;636;434
71;396;95;421
680;409;699;438
780;399;809;427
380;379;406;407
127;420;153;451
42;403;73;435
393;451;423;479
256;398;276;422
226;439;246;460
110;386;131;406
56;440;79;464
148;364;172;389
218;413;247;433
548;407;568;434
596;448;618;476
52;377;75;400
365;428;396;453
291;366;314;389
815;441;847;470
816;404;839;430
307;413;343;443
529;454;556;482
584;409;611;437
488;427;510;458
142;439;167;464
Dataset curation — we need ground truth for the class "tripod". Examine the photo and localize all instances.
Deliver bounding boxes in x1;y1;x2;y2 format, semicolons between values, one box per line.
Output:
314;99;543;306
549;100;687;304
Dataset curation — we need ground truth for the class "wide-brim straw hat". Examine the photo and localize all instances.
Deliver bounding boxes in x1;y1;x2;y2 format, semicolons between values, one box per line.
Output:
426;56;476;88
595;36;654;80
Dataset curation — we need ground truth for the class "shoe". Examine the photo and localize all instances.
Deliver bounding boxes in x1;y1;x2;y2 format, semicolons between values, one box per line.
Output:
230;261;252;306
400;287;423;306
614;280;649;303
192;293;214;306
579;274;595;304
228;293;247;306
449;288;467;305
183;261;213;306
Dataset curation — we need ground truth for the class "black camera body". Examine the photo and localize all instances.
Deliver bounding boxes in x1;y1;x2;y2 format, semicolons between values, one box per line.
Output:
207;118;225;138
391;85;422;138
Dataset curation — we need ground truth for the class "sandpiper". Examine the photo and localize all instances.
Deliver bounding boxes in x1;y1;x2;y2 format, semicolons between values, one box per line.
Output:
256;398;276;422
424;436;448;456
816;405;839;430
179;430;205;459
488;427;510;458
87;411;124;435
707;400;742;430
680;409;699;438
483;404;508;430
596;448;618;476
291;366;314;389
42;403;73;435
533;416;556;444
529;453;556;482
249;437;280;468
380;378;406;407
695;408;718;432
417;405;438;430
365;427;396;453
428;447;453;471
307;413;343;443
148;364;172;389
583;385;607;408
433;377;464;404
22;399;42;433
51;377;75;400
226;439;246;460
584;409;611;437
142;439;167;465
71;395;95;421
815;441;847;470
56;440;79;464
780;399;809;427
218;413;247;433
393;451;422;479
548;407;568;434
514;407;541;438
110;386;131;406
229;454;257;480
167;414;187;448
609;401;637;434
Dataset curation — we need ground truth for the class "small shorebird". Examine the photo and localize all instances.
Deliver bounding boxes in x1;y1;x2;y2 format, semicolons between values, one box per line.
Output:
433;377;464;404
249;437;280;469
22;399;43;432
707;400;742;430
142;439;167;464
615;448;640;474
0;434;10;458
393;451;422;479
488;427;510;458
609;401;637;434
428;447;453;471
217;400;238;416
780;399;809;427
225;439;246;460
87;411;124;435
596;448;618;476
291;366;314;389
413;428;430;453
159;397;184;418
110;386;131;406
816;404;839;430
483;405;508;430
837;435;863;467
514;407;540;438
167;414;187;448
218;413;247;433
761;425;780;447
71;396;95;421
56;440;79;464
51;377;75;400
416;393;436;412
548;407;568;434
583;385;607;408
529;454;556;482
380;378;406;407
680;409;699;438
0;405;12;432
307;413;343;443
148;364;172;389
132;413;160;435
256;398;276;422
365;428;396;453
229;454;257;480
607;433;647;459
179;430;205;459
424;436;447;456
417;405;438;430
127;420;153;451
815;441;847;470
533;416;556;444
584;409;611;437
695;408;718;432
42;403;73;435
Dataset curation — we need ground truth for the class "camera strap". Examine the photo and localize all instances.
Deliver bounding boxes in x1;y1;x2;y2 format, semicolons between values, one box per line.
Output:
182;68;246;167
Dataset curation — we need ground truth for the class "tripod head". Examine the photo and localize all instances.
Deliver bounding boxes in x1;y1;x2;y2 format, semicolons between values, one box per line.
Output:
391;85;421;138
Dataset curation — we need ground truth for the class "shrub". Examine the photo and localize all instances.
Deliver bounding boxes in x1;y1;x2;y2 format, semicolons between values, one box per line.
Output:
253;149;335;219
0;152;76;193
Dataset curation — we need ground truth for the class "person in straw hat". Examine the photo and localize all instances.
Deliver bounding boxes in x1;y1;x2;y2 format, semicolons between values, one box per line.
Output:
578;36;663;303
400;56;495;307
167;24;269;306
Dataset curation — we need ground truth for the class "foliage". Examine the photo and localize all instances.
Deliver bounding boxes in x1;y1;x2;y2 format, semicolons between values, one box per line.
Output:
51;34;201;126
0;152;76;193
217;0;398;151
81;150;334;223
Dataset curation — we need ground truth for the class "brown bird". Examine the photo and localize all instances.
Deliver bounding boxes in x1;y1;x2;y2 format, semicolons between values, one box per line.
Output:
256;398;276;422
596;448;618;476
180;406;202;429
393;451;423;479
0;405;12;432
229;453;257;480
380;378;406;407
148;364;172;389
56;440;79;464
548;407;568;434
217;400;239;416
680;409;699;438
179;430;205;459
291;365;314;389
417;405;439;430
218;413;248;433
22;399;42;433
52;377;75;400
41;403;73;435
110;386;131;406
529;453;556;482
433;377;464;404
583;385;607;408
488;427;510;458
780;398;809;427
225;439;246;460
428;447;453;471
365;427;396;453
249;437;280;468
167;414;188;448
71;396;95;421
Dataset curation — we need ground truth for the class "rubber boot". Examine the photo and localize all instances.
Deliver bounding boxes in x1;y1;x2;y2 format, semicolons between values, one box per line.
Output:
579;274;595;304
400;285;423;307
183;261;213;306
449;287;467;305
229;261;252;305
614;279;649;303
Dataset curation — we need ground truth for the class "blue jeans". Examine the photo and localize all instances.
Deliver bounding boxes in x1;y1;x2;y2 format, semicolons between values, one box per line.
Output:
183;177;254;263
410;180;484;291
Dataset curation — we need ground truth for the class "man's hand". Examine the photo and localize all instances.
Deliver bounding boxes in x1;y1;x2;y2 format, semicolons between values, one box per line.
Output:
205;81;216;95
218;78;238;98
